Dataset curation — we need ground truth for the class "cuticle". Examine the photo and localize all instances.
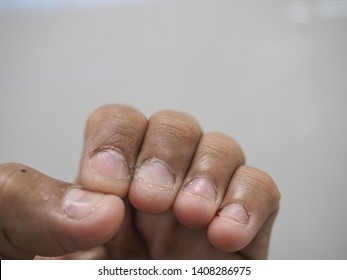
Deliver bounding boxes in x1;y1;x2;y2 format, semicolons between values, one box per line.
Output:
134;157;177;188
182;176;217;202
89;145;125;159
217;204;251;225
88;146;131;179
136;157;176;176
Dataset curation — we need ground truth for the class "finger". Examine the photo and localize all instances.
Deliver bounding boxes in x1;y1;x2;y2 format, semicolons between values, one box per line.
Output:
78;104;148;196
172;132;245;229
128;110;202;214
0;163;124;259
207;166;280;258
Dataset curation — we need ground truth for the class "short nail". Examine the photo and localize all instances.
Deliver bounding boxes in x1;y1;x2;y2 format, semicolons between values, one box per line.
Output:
183;177;217;202
134;158;175;189
219;203;249;225
63;188;105;219
90;149;129;179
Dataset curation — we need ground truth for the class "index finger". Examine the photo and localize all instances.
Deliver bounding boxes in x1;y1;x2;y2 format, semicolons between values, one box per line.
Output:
77;104;148;196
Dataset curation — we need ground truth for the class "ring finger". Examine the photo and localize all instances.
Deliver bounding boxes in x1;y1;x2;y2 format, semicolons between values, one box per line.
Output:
173;132;245;229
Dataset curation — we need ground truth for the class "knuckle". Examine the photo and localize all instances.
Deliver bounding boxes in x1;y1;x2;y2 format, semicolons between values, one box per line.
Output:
104;119;145;148
0;163;38;218
237;166;281;208
198;132;245;164
85;104;148;148
0;163;64;203
87;104;147;130
87;104;143;124
149;110;202;144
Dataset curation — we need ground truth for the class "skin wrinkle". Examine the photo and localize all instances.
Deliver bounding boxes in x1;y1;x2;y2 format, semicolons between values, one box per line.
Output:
203;146;241;163
86;106;147;148
150;123;200;148
85;128;147;181
1;227;24;259
45;219;74;257
0;165;35;259
85;110;148;175
0;164;22;194
229;167;280;227
138;114;202;176
86;104;145;128
184;131;203;172
88;145;132;176
201;134;244;162
105;133;140;160
107;120;144;142
198;152;222;170
89;126;139;150
150;112;201;142
54;227;87;256
196;150;241;175
236;167;280;212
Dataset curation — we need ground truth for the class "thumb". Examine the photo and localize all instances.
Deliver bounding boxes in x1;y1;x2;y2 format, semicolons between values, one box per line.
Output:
0;163;124;259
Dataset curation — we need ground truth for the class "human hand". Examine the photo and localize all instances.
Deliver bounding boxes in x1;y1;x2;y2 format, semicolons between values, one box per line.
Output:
0;105;280;259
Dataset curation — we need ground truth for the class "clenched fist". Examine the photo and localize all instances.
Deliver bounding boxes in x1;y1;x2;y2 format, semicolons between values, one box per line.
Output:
0;104;280;260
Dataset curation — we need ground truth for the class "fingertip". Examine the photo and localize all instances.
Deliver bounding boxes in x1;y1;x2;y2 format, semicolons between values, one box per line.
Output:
173;193;216;229
78;147;130;197
62;187;125;223
173;177;219;229
128;179;174;214
78;104;148;197
128;158;177;214
207;204;254;252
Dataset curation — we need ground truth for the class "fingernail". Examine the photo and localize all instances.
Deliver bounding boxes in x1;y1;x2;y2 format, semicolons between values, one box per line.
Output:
183;177;217;202
219;203;249;225
134;158;175;190
90;149;129;179
63;188;105;219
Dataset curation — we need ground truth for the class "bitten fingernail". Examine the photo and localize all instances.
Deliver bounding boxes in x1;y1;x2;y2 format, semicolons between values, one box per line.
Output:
219;203;249;225
133;158;175;190
90;148;129;179
183;177;217;202
63;188;105;219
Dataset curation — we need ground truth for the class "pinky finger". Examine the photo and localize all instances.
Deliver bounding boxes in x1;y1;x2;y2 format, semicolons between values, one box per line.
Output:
207;166;280;258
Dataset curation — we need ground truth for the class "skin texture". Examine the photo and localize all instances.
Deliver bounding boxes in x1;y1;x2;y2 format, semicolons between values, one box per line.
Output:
0;104;280;260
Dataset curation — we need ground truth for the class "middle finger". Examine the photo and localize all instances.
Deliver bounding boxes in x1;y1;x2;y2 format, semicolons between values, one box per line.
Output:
129;110;202;214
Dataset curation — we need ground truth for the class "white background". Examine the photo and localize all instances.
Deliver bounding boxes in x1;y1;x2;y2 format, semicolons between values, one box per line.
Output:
1;0;347;259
